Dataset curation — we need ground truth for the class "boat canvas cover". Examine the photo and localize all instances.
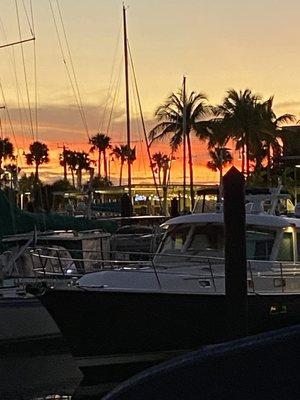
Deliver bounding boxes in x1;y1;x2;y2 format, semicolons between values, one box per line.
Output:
0;190;117;243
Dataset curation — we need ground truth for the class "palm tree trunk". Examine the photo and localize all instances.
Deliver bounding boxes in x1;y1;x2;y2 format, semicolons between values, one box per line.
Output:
77;169;82;189
98;150;101;177
219;165;223;201
245;131;250;179
35;163;39;182
71;169;75;187
241;145;245;176
103;150;108;179
186;133;195;211
119;161;123;186
267;143;271;184
158;166;162;186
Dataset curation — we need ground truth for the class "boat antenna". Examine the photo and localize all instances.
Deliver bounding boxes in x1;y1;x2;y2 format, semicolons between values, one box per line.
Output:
123;4;132;199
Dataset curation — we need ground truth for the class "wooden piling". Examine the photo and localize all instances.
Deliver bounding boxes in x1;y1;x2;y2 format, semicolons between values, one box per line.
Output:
223;166;248;338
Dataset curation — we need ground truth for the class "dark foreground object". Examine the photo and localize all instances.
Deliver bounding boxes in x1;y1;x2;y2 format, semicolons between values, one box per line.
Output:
104;324;300;400
36;287;300;393
224;166;248;337
0;352;82;400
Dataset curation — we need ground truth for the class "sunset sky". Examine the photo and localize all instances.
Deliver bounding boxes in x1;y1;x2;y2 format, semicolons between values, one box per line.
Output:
0;0;300;184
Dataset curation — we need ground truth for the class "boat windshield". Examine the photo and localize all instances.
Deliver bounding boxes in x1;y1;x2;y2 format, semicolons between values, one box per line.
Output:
246;228;276;260
186;224;224;256
155;223;277;265
159;224;190;254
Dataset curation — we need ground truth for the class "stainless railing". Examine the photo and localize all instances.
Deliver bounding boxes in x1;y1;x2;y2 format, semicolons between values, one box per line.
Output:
22;246;300;295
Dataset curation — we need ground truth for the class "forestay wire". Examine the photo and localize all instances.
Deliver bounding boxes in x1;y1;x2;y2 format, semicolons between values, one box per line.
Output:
15;0;35;141
127;41;162;211
48;0;90;139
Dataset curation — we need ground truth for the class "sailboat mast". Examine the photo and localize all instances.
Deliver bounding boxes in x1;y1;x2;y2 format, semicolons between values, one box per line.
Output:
182;76;187;213
123;5;131;198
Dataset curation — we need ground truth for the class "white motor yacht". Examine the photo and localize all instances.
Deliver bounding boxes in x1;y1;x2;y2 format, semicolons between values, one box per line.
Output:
28;191;300;390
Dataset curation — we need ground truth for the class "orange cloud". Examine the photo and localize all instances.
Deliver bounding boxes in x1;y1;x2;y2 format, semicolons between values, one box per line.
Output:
2;104;242;185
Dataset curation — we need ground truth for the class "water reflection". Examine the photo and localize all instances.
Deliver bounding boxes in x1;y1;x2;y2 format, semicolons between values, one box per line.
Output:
32;396;72;400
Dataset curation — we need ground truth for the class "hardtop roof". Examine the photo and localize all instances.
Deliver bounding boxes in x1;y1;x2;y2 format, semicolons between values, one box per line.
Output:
161;213;300;229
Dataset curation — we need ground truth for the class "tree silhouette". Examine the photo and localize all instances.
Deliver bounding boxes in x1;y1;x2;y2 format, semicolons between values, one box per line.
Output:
216;89;262;177
89;133;111;178
64;150;78;187
151;152;171;186
256;97;295;174
215;89;295;178
149;89;211;209
207;147;233;194
25;141;49;182
0;137;14;171
18;173;36;193
111;144;136;186
3;163;21;189
74;151;92;189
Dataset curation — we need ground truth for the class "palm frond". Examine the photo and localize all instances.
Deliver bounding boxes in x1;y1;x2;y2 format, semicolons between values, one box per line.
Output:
170;129;183;151
275;114;296;125
148;122;178;145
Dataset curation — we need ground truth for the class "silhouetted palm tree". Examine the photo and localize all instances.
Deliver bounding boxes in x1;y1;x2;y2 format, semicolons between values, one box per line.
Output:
111;145;126;186
25;141;49;182
207;147;233;194
125;145;136;165
0;137;14;170
64;150;78;187
59;147;69;180
3;163;21;189
111;144;135;186
151;152;171;186
18;172;35;193
89;133;111;179
257;97;295;172
74;151;92;189
149;90;211;209
216;89;264;177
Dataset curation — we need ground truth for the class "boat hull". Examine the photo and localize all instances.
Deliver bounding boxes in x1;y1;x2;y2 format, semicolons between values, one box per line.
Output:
37;288;300;387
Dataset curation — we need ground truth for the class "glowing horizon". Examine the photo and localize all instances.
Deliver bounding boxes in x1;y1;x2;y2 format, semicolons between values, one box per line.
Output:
0;0;299;185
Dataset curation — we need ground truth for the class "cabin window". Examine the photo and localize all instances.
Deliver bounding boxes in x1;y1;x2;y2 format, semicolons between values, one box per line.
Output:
246;229;275;260
187;224;224;255
160;224;190;253
277;232;293;262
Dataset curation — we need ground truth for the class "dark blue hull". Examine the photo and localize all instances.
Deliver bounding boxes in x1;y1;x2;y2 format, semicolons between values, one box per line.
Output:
38;288;300;389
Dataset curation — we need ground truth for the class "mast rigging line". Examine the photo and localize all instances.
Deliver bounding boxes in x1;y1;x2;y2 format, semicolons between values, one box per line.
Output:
0;81;21;160
19;0;38;139
55;0;89;137
98;21;122;133
123;5;131;198
15;0;35;141
0;37;35;49
0;1;36;156
128;64;147;178
0;16;31;149
106;57;123;136
26;0;38;140
48;0;89;139
21;0;34;37
127;42;163;212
